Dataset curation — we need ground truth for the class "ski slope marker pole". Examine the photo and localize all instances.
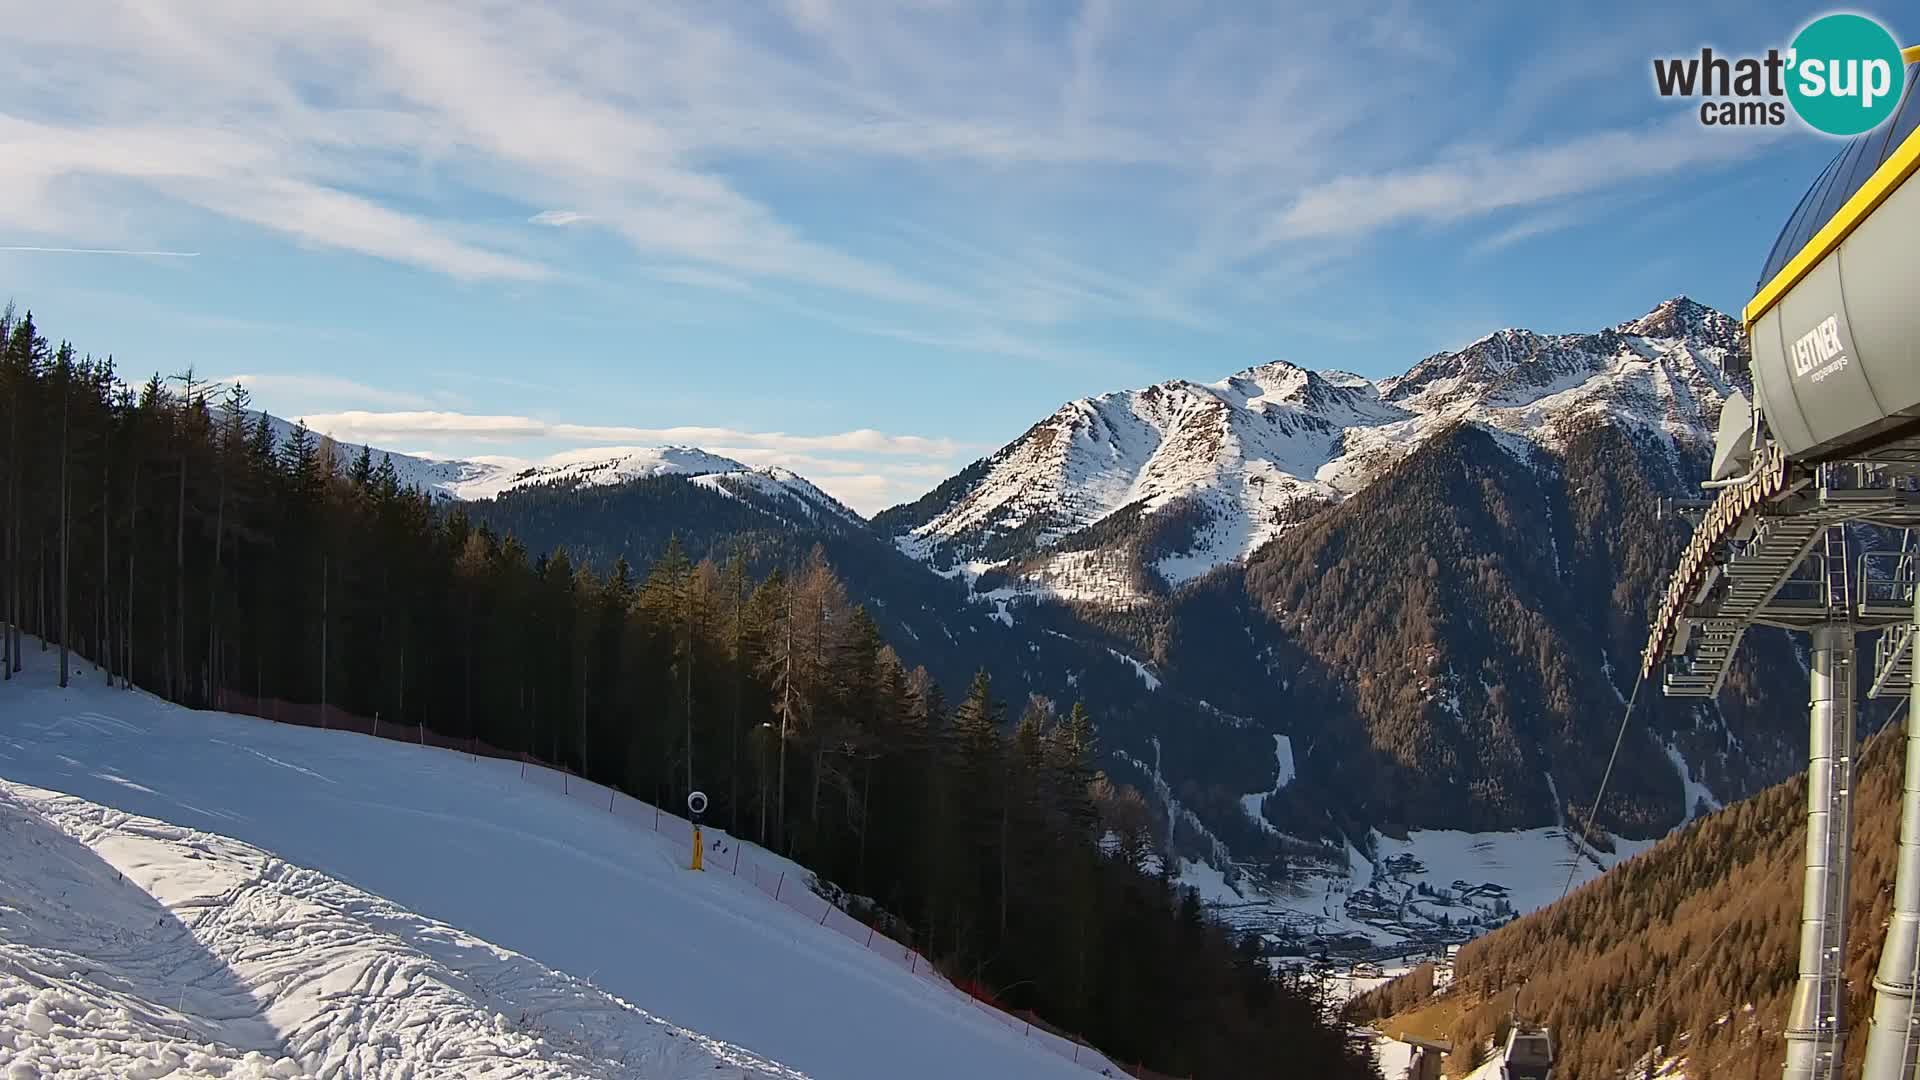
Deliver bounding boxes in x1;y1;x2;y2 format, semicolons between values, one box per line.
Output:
687;791;708;871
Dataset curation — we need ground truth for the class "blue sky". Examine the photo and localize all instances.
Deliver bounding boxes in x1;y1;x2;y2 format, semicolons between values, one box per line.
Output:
0;1;1899;512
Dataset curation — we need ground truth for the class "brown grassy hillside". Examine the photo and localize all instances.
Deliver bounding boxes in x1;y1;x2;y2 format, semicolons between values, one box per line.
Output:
1355;718;1910;1079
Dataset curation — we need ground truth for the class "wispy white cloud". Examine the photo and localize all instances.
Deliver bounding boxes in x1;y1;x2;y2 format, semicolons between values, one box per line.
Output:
1265;119;1782;244
0;245;199;257
0;2;1803;359
1467;208;1589;257
0;115;546;281
210;374;441;411
646;265;755;294
294;409;972;458
705;445;960;511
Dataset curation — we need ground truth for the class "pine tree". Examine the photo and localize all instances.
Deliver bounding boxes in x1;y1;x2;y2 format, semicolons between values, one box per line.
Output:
350;442;375;491
0;309;1381;1080
54;343;73;687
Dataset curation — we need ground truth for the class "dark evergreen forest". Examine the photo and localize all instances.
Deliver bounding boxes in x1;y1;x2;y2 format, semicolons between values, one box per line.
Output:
0;307;1375;1079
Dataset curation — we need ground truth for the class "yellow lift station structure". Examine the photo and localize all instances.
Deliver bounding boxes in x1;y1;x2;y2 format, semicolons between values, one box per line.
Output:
1642;49;1920;1080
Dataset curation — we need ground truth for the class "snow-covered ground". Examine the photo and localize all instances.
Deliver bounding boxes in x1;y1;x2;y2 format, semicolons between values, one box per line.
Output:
1318;960;1417;1012
1186;824;1656;954
1238;735;1294;835
0;657;1108;1080
1664;742;1722;822
1;781;809;1080
1367;825;1657;920
1371;1032;1415;1079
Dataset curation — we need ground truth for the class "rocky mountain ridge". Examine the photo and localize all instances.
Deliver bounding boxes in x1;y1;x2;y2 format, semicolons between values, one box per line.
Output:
876;297;1745;608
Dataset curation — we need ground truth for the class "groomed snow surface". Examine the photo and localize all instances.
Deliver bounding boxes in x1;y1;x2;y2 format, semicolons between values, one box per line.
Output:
0;655;1115;1079
0;783;807;1080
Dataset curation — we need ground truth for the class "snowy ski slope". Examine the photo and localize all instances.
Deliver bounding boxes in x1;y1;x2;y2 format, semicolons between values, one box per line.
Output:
0;781;809;1079
0;657;1111;1079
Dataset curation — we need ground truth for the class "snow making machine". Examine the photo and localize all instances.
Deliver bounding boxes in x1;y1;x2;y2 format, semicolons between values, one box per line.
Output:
1640;49;1920;1080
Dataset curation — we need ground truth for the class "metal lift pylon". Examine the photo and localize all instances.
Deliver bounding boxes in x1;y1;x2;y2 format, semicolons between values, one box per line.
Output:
1863;535;1920;1079
1641;49;1920;1077
1783;617;1857;1080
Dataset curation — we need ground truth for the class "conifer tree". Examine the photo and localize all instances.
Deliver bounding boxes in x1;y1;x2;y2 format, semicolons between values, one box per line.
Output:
0;310;1378;1080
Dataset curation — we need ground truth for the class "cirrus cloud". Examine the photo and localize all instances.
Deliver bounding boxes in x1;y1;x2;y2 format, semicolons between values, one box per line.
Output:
295;409;969;457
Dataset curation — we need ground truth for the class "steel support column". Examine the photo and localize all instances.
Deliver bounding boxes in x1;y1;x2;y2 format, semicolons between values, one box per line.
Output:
1786;624;1858;1080
1864;586;1920;1080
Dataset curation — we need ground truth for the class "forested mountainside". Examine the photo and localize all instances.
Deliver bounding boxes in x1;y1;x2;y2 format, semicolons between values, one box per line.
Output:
0;307;1373;1079
1146;418;1809;838
1349;722;1910;1079
463;454;1303;871
358;300;1820;904
23;294;1834;969
871;298;1813;846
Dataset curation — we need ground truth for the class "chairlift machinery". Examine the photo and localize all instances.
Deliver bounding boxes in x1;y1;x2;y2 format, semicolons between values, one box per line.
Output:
1498;1025;1553;1080
1639;50;1920;1080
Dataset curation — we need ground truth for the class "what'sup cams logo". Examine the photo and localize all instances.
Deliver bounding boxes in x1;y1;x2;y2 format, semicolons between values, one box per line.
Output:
1653;13;1907;135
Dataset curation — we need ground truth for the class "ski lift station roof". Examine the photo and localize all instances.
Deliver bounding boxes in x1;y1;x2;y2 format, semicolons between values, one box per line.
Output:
1746;54;1920;463
1756;60;1920;299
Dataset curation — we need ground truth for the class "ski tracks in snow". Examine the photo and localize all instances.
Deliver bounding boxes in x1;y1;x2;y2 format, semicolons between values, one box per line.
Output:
0;782;809;1079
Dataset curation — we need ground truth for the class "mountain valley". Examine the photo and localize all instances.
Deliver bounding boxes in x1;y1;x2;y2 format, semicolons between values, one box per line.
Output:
267;296;1830;958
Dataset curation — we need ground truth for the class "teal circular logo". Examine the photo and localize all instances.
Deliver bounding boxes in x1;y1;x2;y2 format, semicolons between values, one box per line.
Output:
1787;14;1906;136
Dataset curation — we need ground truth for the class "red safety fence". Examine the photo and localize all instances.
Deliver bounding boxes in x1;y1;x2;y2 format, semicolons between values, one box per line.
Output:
215;690;534;761
209;688;1140;1078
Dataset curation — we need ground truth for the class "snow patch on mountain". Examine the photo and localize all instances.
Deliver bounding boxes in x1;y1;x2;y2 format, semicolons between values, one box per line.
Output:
1174;858;1247;905
1107;648;1161;691
447;445;749;499
253;413;857;523
1239;735;1296;837
693;467;863;525
1665;743;1722;821
895;362;1405;595
887;298;1743;607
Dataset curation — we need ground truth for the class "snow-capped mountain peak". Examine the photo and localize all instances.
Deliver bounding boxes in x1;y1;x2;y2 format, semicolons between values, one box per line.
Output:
254;413;861;525
442;445;749;499
1615;294;1737;343
1209;360;1372;415
1317;370;1380;394
693;465;864;525
880;298;1747;606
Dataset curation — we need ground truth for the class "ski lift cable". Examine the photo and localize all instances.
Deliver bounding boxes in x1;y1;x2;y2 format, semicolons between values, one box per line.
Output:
1557;663;1648;907
1516;663;1648;1028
